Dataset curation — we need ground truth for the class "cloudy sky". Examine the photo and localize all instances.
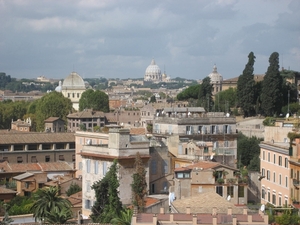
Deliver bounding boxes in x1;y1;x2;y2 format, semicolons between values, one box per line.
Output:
0;0;299;81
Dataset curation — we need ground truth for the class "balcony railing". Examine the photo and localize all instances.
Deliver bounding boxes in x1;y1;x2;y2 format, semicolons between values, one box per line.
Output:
293;179;300;186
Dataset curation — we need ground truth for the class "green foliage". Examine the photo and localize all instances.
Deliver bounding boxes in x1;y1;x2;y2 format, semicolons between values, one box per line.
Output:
237;133;262;170
79;89;109;112
35;91;72;132
149;95;156;103
44;207;74;224
263;117;276;126
214;88;237;112
282;102;300;115
91;160;123;223
237;52;256;117
197;77;213;111
6;196;33;215
176;84;200;101
275;209;300;225
66;182;82;196
110;208;133;225
0;100;31;129
131;152;148;213
30;186;72;222
261;52;284;116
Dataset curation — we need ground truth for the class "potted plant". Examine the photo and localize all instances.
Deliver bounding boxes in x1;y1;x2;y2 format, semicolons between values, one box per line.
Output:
217;178;224;184
222;170;229;178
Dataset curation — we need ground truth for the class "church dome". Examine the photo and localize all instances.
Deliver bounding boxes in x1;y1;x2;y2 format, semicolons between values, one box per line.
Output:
208;65;223;83
144;59;162;81
62;72;85;90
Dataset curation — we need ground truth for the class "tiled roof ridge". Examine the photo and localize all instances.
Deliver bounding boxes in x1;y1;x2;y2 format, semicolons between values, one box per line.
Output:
37;162;42;171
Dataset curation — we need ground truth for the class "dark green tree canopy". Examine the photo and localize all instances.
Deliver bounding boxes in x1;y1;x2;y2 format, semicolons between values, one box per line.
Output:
261;52;283;116
237;52;256;117
197;77;213;111
214;87;237;113
79;89;109;112
35;91;73;132
91;160;123;223
176;84;200;100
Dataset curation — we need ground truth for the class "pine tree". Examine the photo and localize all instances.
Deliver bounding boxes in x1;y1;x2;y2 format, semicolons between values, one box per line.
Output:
237;52;256;117
91;159;123;223
131;152;148;213
261;52;283;116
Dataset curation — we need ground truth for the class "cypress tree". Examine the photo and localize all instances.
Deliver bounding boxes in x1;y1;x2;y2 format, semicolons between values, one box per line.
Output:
237;52;256;117
261;52;283;116
131;152;147;213
198;77;213;111
91;159;123;223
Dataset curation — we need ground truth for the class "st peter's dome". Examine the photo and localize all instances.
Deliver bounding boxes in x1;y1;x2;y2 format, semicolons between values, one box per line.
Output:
144;59;162;82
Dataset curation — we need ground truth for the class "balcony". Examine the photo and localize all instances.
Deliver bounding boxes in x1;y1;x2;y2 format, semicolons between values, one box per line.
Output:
293;179;300;186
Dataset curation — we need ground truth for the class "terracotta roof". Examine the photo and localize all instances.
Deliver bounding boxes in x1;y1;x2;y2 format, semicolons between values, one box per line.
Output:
0;186;17;194
0;161;75;173
172;192;244;214
68;191;82;207
144;197;160;207
0;132;75;144
130;128;146;135
44;175;74;186
67;109;105;118
44;117;62;122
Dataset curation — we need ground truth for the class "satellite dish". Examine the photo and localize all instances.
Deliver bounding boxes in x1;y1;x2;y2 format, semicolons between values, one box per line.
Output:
286;113;290;118
156;112;159;117
260;204;265;212
210;154;214;160
227;195;231;201
226;113;230;117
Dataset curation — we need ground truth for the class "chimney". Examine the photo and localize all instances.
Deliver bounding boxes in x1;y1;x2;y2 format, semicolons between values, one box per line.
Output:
227;207;232;215
160;208;164;214
186;207;191;214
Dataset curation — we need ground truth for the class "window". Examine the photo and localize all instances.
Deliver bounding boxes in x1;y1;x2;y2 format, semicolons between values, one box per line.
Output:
268;191;270;202
58;155;65;161
291;169;294;178
86;159;91;173
162;160;168;174
79;162;82;170
17;156;23;163
279;174;282;185
85;199;91;209
285;158;288;168
285;176;288;187
86;181;91;192
103;161;107;175
262;189;266;199
267;170;270;180
268;152;270;162
151;160;157;174
262;168;265;176
94;161;99;174
31;156;37;163
176;172;190;178
274;154;276;164
25;182;30;189
204;147;208;153
273;172;276;183
279;196;282;206
272;193;276;205
279;156;282;166
77;93;80;98
72;155;75;162
224;141;229;147
263;151;265;160
72;93;75;98
227;186;234;197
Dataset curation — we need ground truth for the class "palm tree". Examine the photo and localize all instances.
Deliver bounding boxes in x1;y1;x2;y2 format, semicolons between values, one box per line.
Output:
110;208;133;225
44;207;74;224
30;186;72;222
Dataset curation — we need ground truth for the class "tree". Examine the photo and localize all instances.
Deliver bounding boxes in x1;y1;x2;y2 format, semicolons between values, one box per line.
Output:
131;152;148;213
110;208;133;225
149;95;156;103
79;89;109;112
237;52;256;117
66;182;82;196
237;133;262;170
261;52;283;116
44;207;74;224
214;88;237;113
35;91;73;132
30;186;72;222
197;77;213;111
91;160;123;223
176;84;200;101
